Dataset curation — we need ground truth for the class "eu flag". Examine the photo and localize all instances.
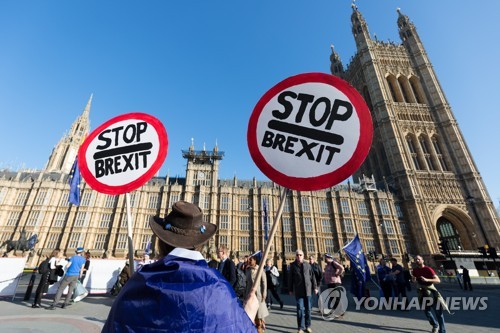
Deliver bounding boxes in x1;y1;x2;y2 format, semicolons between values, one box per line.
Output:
69;157;81;206
263;199;269;241
343;234;371;282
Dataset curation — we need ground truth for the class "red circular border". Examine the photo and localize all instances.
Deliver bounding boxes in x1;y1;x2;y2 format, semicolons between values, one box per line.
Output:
78;112;168;195
247;72;373;191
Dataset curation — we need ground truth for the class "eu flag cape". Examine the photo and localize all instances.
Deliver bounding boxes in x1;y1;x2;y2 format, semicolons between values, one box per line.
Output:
102;248;256;333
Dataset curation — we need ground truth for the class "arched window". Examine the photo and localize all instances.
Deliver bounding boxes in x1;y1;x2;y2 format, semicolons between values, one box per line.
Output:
432;136;449;171
386;75;403;102
419;136;436;171
409;76;426;104
398;76;416;103
437;217;462;250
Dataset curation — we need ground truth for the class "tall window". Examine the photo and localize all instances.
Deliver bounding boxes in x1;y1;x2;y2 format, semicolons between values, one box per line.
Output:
81;192;93;206
59;192;70;206
95;234;107;250
303;217;313;232
282;217;291;232
283;198;291;213
219;236;228;248
343;219;354;233
400;223;409;235
383;220;395;235
53;212;66;227
361;220;372;234
105;195;117;208
358;201;369;215
34;190;47;205
322;219;332;233
284;238;293;253
0;187;8;205
68;233;81;248
324;239;335;254
203;194;210;210
395;203;404;218
301;196;310;212
45;233;59;249
437;217;462;250
140;234;151;251
100;214;112;228
219;215;230;229
27;210;43;226
148;194;159;209
389;240;400;254
319;199;329;214
7;211;21;226
240;197;249;211
116;234;127;249
305;238;315;253
74;212;88;227
239;216;249;231
379;200;390;215
220;196;230;210
240;237;250;252
15;190;29;206
365;239;376;252
432;137;449;171
340;199;350;214
170;193;180;207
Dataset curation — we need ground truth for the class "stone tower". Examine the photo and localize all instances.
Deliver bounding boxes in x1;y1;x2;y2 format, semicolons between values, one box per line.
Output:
45;95;92;173
332;5;499;258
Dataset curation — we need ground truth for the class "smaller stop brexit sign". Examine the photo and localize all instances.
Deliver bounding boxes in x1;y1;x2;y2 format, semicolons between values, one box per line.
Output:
79;112;168;195
247;72;373;191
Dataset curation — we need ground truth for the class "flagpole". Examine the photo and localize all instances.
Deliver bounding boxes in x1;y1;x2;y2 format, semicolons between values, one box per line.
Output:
125;193;135;275
249;187;290;298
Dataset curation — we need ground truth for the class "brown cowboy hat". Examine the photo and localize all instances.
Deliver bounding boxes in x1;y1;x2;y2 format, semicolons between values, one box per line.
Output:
150;201;217;249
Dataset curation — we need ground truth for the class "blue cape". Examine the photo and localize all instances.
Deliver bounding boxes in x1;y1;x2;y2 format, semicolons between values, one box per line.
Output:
102;248;256;333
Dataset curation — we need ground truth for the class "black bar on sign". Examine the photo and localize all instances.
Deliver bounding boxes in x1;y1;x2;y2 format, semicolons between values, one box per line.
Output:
93;142;153;159
267;120;344;145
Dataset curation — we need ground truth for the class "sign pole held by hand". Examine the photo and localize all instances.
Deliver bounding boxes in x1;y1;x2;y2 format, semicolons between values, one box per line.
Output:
249;187;290;297
125;193;135;275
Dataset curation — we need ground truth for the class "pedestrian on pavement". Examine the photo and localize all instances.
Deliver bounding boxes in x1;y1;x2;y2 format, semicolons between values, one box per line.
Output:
47;247;86;310
389;258;408;310
218;245;237;289
377;258;393;301
32;249;60;308
102;201;259;332
245;255;268;333
288;249;318;333
460;265;473;291
79;251;91;283
322;253;344;289
412;255;447;333
308;254;323;312
264;258;283;309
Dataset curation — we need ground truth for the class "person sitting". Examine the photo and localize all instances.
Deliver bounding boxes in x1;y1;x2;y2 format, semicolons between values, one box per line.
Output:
102;201;258;332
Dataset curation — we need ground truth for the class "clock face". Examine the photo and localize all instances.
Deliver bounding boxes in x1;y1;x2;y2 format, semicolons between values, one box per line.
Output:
198;171;205;179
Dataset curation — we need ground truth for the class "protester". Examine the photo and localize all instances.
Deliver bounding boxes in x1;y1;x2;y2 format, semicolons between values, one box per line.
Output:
48;250;66;285
322;253;343;289
47;247;86;310
460;265;473;291
136;253;154;271
264;258;283;309
308;255;323;312
412;255;447;333
218;245;237;289
389;258;408;310
376;258;393;301
79;251;91;283
288;249;318;333
102;201;258;332
207;253;219;269
32;249;60;308
245;255;269;333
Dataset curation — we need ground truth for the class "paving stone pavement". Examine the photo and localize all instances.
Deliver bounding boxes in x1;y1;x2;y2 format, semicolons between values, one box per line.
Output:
1;282;499;332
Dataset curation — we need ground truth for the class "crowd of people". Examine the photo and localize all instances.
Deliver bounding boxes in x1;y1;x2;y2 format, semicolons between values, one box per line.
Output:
27;201;454;333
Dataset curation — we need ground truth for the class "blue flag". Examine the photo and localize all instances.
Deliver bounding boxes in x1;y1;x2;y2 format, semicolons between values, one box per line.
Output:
343;234;371;283
263;199;269;241
68;157;81;206
145;239;152;255
251;250;262;264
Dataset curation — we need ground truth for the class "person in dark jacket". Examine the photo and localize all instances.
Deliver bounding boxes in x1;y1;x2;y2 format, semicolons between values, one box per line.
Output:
218;245;237;288
32;249;60;308
288;249;318;333
102;201;258;332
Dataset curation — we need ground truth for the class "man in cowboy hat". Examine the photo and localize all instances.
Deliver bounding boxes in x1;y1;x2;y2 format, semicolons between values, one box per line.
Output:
102;201;258;332
47;247;86;310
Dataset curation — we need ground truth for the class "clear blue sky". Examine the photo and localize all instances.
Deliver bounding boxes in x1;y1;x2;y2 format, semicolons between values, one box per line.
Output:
0;1;499;207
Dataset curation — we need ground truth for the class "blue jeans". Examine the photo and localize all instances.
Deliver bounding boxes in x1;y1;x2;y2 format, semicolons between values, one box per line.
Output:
295;296;312;330
424;302;446;333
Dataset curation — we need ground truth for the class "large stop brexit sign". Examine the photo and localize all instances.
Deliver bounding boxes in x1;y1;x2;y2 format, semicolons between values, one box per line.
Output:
247;72;373;191
79;112;168;195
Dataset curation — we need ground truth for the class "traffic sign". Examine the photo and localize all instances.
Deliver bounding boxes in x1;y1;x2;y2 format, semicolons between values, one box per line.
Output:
247;72;372;191
79;112;168;195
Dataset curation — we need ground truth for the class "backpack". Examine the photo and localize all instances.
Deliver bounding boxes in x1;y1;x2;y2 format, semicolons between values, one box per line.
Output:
234;267;247;298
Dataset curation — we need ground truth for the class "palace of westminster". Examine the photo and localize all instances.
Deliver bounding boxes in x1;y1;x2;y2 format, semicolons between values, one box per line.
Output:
1;7;499;271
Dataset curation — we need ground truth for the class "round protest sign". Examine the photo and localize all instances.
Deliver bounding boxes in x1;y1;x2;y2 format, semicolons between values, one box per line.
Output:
247;72;372;191
79;112;168;195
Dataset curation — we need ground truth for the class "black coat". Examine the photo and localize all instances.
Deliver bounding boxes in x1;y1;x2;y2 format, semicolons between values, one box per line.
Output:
219;258;237;288
288;261;317;297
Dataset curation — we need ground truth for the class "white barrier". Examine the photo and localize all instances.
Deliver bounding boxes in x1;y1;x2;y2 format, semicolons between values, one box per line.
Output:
47;259;129;295
0;257;28;298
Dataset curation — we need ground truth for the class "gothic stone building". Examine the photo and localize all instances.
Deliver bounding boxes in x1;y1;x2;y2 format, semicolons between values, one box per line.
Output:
0;7;498;271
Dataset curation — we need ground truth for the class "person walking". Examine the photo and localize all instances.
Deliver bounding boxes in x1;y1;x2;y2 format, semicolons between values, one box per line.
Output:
218;245;237;289
288;249;318;333
32;249;60;308
245;255;269;333
264;258;283;309
460;265;473;291
412;255;447;333
389;258;408;310
377;258;393;301
102;201;258;332
47;247;86;310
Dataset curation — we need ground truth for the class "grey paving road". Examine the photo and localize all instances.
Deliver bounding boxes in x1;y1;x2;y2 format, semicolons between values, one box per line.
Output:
1;277;499;333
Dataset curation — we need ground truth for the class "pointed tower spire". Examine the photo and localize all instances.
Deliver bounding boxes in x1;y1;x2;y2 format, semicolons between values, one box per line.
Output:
350;2;372;50
45;95;92;173
329;44;344;77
